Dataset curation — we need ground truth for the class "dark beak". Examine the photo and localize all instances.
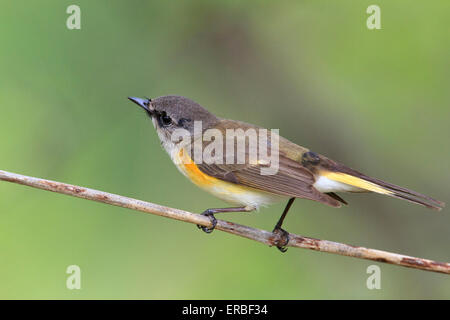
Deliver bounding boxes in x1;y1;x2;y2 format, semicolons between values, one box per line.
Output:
128;97;151;113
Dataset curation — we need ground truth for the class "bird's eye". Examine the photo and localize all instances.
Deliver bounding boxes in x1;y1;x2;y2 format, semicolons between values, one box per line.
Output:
160;112;172;126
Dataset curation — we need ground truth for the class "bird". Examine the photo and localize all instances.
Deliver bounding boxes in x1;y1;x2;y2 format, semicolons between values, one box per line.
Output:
128;95;444;251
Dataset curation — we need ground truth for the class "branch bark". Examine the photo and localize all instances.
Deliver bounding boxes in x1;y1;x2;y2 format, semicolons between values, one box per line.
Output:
1;169;449;274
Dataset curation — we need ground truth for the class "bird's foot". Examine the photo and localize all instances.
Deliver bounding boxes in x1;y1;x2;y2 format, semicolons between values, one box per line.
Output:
272;227;290;253
196;209;217;234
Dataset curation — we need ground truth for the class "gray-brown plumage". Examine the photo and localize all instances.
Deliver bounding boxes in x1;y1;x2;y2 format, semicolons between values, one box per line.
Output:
129;95;444;241
192;119;443;211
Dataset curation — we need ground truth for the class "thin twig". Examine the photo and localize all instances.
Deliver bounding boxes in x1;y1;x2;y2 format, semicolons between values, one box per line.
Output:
0;169;449;274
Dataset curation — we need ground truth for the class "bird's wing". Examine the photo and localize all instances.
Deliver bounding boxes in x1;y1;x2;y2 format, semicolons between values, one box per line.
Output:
194;119;341;207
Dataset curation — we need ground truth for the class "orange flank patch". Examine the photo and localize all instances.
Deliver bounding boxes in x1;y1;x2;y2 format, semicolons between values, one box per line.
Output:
173;148;284;209
177;148;219;187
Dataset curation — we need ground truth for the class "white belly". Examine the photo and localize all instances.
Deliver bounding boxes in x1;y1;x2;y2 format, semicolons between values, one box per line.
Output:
205;184;286;209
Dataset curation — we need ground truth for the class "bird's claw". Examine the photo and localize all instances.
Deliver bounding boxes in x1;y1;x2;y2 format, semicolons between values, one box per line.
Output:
272;227;290;253
197;210;217;234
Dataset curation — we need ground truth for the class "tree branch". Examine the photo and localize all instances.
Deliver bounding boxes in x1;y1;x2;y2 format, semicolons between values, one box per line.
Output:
1;169;449;274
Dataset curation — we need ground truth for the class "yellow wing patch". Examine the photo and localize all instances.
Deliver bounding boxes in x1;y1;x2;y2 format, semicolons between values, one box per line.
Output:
322;171;393;195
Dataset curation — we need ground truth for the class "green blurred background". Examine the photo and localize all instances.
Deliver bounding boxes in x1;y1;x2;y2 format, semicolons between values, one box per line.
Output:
0;0;449;299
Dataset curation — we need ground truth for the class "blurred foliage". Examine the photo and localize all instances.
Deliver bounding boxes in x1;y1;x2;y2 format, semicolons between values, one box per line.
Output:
0;0;449;299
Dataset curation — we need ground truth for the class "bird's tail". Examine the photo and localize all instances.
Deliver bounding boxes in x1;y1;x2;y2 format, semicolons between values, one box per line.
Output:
320;170;445;211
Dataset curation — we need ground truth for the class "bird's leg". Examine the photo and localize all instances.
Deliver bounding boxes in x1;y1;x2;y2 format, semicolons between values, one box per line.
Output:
197;206;253;234
272;198;295;253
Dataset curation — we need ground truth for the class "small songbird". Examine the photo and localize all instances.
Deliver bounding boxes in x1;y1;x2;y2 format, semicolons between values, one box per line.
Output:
128;95;444;251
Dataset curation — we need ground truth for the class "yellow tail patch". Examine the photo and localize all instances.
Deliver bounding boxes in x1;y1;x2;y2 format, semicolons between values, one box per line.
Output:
322;171;393;195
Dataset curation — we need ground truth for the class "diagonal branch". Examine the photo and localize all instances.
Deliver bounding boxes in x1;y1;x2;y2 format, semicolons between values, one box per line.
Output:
0;169;449;274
